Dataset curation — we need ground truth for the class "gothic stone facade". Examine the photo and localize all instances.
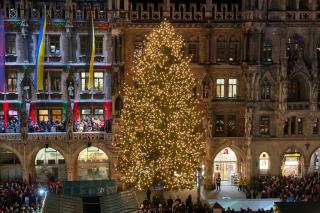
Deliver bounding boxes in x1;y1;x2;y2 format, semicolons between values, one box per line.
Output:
2;0;320;188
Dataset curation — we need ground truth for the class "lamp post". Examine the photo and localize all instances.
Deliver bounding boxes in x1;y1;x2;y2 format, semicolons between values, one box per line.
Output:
196;166;202;205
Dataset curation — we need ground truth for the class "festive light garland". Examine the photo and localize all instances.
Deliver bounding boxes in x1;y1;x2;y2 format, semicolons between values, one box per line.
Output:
116;21;205;190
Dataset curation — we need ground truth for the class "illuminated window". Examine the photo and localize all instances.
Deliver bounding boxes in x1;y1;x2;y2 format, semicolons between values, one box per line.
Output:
228;79;237;98
94;72;104;91
297;117;303;135
94;109;104;119
6;72;17;92
38;109;49;122
49;35;60;55
51;109;62;123
78;147;109;180
259;152;270;174
216;79;225;98
81;72;89;91
81;109;91;120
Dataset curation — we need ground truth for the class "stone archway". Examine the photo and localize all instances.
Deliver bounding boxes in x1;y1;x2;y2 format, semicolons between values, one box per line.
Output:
309;147;320;174
281;146;304;177
77;146;109;180
35;147;67;182
0;148;22;181
212;146;246;185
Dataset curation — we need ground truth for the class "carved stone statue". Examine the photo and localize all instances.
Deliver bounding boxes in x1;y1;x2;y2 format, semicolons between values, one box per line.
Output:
67;81;74;99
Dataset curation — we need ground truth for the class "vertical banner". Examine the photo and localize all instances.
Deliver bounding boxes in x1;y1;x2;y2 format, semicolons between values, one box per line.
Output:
0;10;5;92
87;14;95;90
34;7;47;91
104;101;111;120
62;101;68;122
29;102;36;125
3;102;9;126
73;101;79;122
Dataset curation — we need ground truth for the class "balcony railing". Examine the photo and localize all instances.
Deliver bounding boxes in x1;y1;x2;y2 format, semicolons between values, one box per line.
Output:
287;102;310;110
0;132;112;142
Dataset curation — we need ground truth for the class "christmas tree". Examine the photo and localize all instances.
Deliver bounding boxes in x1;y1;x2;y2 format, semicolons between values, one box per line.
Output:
117;21;205;190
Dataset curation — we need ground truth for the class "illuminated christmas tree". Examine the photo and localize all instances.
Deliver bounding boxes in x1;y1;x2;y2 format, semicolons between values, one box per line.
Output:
117;21;205;190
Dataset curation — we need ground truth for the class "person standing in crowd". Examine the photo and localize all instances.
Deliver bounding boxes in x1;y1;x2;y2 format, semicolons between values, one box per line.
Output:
146;188;151;202
216;174;222;191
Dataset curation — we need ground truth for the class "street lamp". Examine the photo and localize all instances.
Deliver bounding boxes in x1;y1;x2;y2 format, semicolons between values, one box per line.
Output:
196;166;202;205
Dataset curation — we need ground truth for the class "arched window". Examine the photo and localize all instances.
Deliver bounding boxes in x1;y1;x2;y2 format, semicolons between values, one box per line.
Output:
202;77;210;99
259;152;270;174
261;80;271;99
35;148;66;182
0;148;21;181
229;36;239;63
262;40;272;63
288;75;309;101
216;36;226;63
77;147;109;180
287;34;304;69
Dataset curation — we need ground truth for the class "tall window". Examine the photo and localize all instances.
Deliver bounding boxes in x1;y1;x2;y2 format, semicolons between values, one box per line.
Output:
6;72;17;92
216;36;226;63
43;72;48;91
134;41;143;54
49;35;60;55
288;80;299;101
95;36;103;55
80;35;88;55
94;109;104;119
81;109;91;120
228;79;237;98
50;72;61;92
260;116;270;135
261;80;271;99
216;79;225;98
215;115;224;135
229;36;239;63
81;72;89;91
51;109;62;123
94;72;104;91
38;109;49;122
227;114;236;136
262;40;273;63
313;118;319;135
187;42;198;63
297;117;303;135
5;34;16;55
291;116;296;135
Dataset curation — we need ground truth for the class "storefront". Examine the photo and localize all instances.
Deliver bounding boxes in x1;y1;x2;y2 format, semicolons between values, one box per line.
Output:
281;153;302;177
214;147;237;182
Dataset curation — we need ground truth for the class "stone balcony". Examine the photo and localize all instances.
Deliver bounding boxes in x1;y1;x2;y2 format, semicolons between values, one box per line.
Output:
0;132;112;143
287;102;310;111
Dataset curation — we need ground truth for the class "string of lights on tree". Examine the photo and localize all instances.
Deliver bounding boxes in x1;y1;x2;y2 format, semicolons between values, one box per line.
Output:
116;21;205;190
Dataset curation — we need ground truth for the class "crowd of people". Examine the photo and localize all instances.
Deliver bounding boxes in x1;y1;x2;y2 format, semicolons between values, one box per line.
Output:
73;117;112;132
0;118;20;133
0;179;62;213
243;174;320;202
28;120;66;132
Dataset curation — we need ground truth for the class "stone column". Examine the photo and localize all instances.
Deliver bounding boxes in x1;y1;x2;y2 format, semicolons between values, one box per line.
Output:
65;22;73;63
